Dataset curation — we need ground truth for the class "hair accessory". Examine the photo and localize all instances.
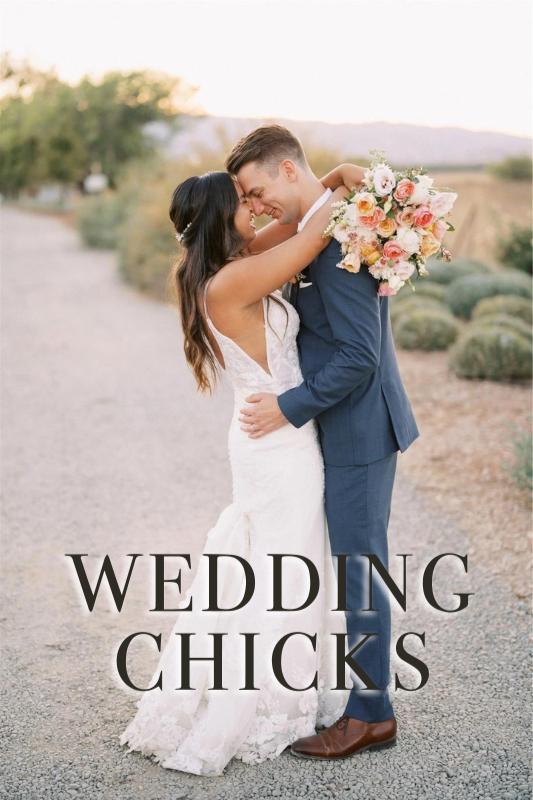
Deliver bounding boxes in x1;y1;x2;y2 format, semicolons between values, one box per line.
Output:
176;221;192;243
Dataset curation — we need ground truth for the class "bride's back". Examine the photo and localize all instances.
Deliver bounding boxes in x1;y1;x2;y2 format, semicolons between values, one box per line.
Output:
199;276;301;396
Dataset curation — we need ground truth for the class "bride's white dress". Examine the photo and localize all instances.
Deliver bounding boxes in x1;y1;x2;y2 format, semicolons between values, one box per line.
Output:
119;283;349;776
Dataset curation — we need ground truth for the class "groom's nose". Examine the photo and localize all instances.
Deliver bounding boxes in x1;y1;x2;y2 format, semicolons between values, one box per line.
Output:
249;197;265;216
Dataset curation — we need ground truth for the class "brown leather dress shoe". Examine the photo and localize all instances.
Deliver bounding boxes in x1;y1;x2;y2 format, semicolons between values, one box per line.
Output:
290;715;397;759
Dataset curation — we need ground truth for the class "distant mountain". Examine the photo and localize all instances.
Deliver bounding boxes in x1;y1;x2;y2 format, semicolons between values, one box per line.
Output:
146;115;531;168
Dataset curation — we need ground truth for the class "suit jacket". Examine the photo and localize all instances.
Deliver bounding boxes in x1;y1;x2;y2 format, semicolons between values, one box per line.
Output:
277;239;420;466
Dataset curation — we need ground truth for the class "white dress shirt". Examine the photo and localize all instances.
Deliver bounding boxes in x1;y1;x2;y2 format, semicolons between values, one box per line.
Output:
297;187;333;233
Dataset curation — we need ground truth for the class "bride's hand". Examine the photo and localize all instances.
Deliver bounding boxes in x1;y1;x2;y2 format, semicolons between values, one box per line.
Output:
320;163;367;193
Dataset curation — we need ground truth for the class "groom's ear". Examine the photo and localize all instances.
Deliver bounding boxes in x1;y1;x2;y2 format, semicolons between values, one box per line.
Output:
280;159;298;182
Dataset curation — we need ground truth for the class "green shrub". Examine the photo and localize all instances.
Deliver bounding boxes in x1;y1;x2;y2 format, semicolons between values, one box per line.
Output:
395;308;460;351
472;295;532;325
389;296;448;326
449;328;532;381
424;256;492;285
115;151;234;299
495;223;533;274
503;419;533;492
446;270;533;319
74;191;128;249
487;155;533;182
117;185;178;298
470;314;532;342
402;281;447;303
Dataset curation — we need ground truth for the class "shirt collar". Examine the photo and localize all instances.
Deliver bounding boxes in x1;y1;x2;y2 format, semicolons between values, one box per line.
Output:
297;187;333;233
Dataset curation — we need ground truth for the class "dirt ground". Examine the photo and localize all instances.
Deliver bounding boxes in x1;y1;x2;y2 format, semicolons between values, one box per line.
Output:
396;347;532;600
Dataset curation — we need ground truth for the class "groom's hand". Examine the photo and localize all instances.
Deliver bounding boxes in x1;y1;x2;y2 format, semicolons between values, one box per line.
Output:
239;393;288;439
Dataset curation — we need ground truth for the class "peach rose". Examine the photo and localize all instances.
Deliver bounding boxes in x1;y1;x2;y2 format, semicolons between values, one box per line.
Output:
395;207;415;227
355;192;377;215
359;207;386;230
365;249;382;265
394;179;415;202
420;232;441;257
413;204;436;229
383;240;406;260
339;251;361;273
377;217;397;237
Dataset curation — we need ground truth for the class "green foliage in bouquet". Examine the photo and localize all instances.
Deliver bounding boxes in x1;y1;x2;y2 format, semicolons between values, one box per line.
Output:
424;256;492;285
446;270;533;319
469;314;532;342
448;328;532;381
495;223;533;275
394;308;460;351
472;295;532;326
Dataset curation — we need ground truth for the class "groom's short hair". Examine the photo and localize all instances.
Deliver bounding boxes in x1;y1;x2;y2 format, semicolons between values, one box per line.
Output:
225;124;307;178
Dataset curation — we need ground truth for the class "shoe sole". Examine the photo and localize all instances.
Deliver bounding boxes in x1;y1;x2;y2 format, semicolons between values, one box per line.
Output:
290;736;397;760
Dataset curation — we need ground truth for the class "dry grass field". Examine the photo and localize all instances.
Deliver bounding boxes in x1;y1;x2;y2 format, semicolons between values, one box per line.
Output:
431;170;532;267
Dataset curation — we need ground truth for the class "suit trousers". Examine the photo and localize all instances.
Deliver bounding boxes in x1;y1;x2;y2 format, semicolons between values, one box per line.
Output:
324;450;398;723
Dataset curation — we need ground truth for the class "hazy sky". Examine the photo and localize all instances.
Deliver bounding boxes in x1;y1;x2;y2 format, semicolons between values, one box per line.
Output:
1;0;532;137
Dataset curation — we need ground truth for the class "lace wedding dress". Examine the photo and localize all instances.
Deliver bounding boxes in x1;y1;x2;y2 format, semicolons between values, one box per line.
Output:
119;282;349;776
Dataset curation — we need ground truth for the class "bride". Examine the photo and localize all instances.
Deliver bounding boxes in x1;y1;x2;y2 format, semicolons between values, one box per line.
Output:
119;163;364;776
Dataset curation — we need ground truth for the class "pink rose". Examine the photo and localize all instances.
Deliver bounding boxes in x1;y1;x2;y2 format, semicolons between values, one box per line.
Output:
359;207;386;230
394;179;415;202
432;219;449;241
383;240;406;260
378;282;398;296
413;204;435;229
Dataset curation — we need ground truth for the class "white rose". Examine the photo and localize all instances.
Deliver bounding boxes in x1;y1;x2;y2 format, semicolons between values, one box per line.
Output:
355;226;377;243
342;203;360;226
333;223;351;243
373;166;396;197
407;174;433;205
428;192;458;218
396;226;422;255
388;274;405;290
369;262;395;280
395;259;415;280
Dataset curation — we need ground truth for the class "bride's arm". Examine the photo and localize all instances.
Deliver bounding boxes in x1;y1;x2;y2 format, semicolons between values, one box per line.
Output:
247;217;299;254
321;163;367;192
247;163;366;255
209;185;348;308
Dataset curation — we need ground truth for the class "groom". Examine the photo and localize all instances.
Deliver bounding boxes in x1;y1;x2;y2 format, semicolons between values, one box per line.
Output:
225;124;419;758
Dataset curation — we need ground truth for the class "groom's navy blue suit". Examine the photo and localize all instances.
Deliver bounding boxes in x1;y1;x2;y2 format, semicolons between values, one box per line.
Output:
277;235;420;723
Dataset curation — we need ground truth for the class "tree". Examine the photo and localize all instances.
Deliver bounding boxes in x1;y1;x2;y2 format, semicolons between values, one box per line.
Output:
0;54;197;196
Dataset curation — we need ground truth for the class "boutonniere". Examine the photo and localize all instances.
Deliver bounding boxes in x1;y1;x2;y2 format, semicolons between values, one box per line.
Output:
288;272;307;285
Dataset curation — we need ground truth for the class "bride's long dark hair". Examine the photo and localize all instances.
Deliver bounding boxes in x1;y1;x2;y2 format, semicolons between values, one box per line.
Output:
168;171;286;394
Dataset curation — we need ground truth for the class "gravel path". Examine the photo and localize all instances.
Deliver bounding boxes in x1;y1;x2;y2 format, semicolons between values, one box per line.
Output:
1;207;531;800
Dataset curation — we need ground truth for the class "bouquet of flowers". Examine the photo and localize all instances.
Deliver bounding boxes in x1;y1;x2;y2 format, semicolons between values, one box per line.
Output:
324;149;458;295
